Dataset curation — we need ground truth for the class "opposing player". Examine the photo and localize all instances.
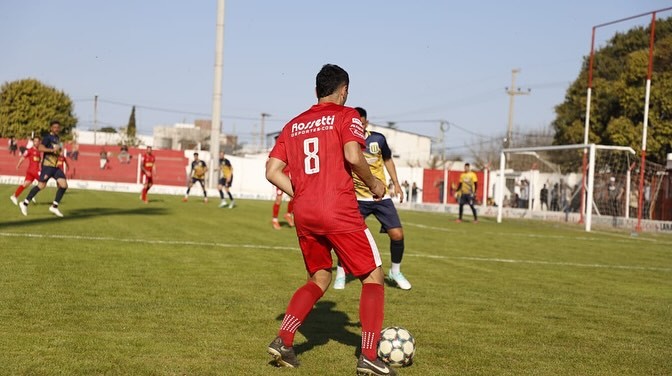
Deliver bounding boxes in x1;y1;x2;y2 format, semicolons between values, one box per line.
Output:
333;107;411;291
19;121;68;217
183;152;208;203
10;136;42;205
265;64;395;375
271;166;294;230
456;162;478;223
217;151;235;208
140;146;156;203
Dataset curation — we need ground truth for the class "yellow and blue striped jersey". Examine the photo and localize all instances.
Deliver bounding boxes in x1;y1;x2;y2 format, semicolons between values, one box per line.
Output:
352;130;391;200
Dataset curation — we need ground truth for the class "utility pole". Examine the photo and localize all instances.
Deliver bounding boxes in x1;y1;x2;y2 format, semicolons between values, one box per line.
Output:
504;69;530;148
260;112;271;151
93;94;98;145
209;0;225;189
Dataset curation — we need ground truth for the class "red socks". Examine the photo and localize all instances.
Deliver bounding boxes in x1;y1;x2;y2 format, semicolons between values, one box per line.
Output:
360;283;384;361
279;281;324;346
272;202;280;218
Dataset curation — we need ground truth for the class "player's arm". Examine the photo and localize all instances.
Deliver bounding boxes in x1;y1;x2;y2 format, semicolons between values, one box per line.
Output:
37;141;59;154
344;141;385;199
383;158;403;203
266;157;294;197
16;155;25;170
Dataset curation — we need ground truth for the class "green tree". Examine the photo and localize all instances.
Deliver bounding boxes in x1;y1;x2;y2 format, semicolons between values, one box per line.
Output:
552;17;672;164
119;105;141;146
0;78;77;139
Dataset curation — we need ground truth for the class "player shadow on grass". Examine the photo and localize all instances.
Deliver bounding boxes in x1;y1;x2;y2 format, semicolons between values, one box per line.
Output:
274;300;362;359
0;207;168;230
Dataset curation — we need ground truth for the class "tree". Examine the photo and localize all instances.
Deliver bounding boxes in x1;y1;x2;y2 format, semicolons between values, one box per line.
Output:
0;78;77;139
552;17;672;164
119;106;141;146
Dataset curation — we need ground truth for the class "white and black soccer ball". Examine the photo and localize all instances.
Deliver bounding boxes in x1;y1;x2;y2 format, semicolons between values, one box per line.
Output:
377;326;416;367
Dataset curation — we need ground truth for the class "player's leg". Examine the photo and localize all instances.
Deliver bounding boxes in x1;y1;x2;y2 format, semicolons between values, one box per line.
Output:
269;234;331;368
457;196;465;222
334;202;374;290
198;179;207;202
11;178;32;205
49;175;67;217
330;230;394;374
272;190;283;229
468;195;478;222
226;179;234;208
184;180;194;201
373;200;411;290
218;180;227;207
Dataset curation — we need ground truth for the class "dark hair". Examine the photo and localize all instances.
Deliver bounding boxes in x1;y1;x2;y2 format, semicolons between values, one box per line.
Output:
465;163;470;167
316;64;349;98
193;152;199;156
50;120;61;127
354;107;367;118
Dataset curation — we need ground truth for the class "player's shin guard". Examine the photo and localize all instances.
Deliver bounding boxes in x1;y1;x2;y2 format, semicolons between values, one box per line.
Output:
24;186;41;204
471;204;478;220
279;281;324;347
54;187;67;205
390;238;404;264
360;283;384;361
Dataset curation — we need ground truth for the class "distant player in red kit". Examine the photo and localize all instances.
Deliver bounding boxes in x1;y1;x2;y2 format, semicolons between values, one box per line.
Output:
265;64;395;375
10;136;42;205
140;146;156;203
271;165;294;230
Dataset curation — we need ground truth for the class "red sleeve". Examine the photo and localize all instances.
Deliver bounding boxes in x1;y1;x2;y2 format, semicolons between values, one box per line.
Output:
269;129;288;163
340;107;366;149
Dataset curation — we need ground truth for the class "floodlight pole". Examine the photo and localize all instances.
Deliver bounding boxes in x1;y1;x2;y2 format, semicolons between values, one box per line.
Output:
209;0;225;189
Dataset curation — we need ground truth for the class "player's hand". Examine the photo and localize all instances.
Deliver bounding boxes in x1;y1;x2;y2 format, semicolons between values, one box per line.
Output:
394;183;404;203
370;179;386;201
52;144;61;152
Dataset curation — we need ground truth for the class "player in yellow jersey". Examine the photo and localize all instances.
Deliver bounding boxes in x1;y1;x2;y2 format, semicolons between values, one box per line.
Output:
456;162;478;223
183;152;208;203
333;107;411;290
217;151;235;208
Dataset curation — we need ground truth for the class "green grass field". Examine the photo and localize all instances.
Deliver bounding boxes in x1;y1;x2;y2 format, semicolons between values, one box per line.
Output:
1;186;670;375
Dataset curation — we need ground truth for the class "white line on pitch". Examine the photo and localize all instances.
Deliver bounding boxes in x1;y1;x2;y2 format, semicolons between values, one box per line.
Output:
1;232;669;273
405;222;672;246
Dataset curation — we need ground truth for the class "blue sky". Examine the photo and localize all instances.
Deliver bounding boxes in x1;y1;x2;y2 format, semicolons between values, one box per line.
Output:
1;0;669;155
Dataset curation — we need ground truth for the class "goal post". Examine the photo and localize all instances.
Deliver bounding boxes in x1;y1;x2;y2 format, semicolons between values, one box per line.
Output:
496;144;636;232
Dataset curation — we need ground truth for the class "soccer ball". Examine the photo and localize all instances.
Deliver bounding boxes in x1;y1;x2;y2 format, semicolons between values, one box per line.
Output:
377;326;416;367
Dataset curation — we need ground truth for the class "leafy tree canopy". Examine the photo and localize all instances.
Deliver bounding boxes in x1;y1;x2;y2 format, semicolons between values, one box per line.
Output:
553;17;672;164
0;78;77;139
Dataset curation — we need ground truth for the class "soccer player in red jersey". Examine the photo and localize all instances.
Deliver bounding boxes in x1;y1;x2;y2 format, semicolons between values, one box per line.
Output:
10;136;42;206
265;64;395;376
140;146;156;203
271;165;294;230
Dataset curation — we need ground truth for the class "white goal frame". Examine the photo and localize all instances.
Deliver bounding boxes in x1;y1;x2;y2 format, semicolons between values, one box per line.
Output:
496;144;636;232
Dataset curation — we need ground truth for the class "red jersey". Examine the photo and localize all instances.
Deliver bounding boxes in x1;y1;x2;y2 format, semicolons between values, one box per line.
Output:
269;103;366;236
142;153;156;174
23;147;41;174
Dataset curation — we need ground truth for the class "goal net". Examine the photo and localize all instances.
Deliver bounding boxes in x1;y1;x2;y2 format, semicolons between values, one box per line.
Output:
492;144;660;231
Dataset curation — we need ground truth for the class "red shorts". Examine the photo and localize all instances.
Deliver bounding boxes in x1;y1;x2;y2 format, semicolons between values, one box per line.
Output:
24;170;39;183
143;174;153;185
298;228;381;277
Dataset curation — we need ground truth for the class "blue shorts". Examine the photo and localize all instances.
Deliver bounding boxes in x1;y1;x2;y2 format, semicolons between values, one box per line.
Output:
459;194;475;206
358;199;402;233
39;166;66;182
218;176;233;188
